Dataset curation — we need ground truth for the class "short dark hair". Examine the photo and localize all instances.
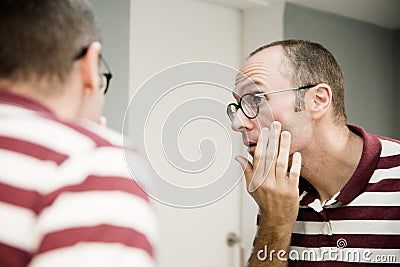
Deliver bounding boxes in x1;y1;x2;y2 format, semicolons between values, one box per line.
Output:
250;39;347;124
0;0;101;94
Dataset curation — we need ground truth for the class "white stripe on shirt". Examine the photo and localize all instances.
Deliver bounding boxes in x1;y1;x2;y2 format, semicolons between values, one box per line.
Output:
28;242;156;267
369;166;400;183
348;192;400;206
38;191;158;244
0;147;135;194
0;202;39;251
293;220;400;235
0;117;95;155
380;139;400;157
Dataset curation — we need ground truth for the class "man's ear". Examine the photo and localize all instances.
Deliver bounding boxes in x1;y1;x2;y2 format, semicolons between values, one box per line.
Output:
307;83;332;120
78;41;102;98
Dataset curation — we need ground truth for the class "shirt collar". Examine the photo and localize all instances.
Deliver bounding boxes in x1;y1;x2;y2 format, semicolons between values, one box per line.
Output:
336;124;381;204
0;90;57;119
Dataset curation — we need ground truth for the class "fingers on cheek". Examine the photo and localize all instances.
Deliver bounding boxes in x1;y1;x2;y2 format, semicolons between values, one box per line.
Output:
253;129;265;161
280;131;291;149
292;152;302;168
275;132;290;177
269;121;281;159
272;120;281;132
289;152;302;184
253;128;269;171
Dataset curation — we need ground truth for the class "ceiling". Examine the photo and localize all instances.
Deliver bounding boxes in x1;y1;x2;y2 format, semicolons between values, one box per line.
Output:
199;0;400;29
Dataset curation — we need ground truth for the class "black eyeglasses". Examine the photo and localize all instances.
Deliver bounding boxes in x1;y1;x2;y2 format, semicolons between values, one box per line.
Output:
226;84;316;121
74;45;113;94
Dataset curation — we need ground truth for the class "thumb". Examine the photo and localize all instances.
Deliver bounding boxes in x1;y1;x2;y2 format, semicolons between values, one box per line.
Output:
235;156;253;189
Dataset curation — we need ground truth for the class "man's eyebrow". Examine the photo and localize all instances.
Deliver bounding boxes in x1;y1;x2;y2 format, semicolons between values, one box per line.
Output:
234;81;264;96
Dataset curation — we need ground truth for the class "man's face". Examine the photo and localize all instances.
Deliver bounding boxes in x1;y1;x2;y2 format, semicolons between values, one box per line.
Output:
231;46;311;157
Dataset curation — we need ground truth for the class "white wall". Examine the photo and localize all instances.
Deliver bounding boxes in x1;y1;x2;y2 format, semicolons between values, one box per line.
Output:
130;0;241;95
130;1;244;266
242;3;285;58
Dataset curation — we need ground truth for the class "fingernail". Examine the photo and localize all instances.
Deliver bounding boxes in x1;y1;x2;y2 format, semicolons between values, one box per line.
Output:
281;131;290;138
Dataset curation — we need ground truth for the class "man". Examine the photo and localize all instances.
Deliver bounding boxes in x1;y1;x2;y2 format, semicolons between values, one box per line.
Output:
227;40;399;266
0;1;156;266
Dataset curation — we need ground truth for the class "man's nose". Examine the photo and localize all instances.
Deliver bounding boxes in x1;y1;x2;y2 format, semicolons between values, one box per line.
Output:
231;109;253;132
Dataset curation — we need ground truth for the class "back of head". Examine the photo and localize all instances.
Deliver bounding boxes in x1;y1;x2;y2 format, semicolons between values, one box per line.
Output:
250;39;347;125
0;0;100;95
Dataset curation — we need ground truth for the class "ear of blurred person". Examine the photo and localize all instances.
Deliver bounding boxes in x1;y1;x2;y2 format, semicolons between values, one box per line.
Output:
74;42;106;124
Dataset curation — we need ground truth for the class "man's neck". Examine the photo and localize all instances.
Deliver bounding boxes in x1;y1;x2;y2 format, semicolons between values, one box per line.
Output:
300;123;364;202
0;79;81;121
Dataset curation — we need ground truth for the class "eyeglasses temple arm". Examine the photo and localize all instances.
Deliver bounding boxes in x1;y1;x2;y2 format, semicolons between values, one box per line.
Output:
254;85;316;97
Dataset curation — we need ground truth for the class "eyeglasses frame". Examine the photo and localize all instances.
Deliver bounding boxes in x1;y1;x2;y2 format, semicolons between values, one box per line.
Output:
227;84;316;121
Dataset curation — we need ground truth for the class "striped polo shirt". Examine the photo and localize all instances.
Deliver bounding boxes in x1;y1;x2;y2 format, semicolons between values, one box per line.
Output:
0;91;157;267
290;125;400;266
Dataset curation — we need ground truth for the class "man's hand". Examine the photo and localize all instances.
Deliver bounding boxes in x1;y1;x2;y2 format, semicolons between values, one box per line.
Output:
235;121;302;266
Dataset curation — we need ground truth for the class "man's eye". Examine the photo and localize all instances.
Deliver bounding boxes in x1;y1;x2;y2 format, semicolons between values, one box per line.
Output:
252;96;263;106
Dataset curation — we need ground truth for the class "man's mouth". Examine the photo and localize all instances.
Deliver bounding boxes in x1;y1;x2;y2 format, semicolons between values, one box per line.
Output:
247;143;257;155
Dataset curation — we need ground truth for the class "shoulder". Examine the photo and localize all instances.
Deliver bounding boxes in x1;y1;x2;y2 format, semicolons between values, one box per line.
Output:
348;124;400;159
0;102;157;265
377;136;400;157
0;108;150;194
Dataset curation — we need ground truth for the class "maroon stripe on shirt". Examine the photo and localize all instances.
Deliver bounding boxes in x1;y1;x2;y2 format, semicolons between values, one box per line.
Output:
50;119;133;151
291;233;400;249
0;242;32;267
0;91;124;150
0;90;55;117
0;136;68;165
38;224;154;257
39;175;149;214
377;154;400;169
298;206;400;221
0;176;149;215
59;121;115;148
365;179;400;192
0;91;135;156
0;182;41;213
